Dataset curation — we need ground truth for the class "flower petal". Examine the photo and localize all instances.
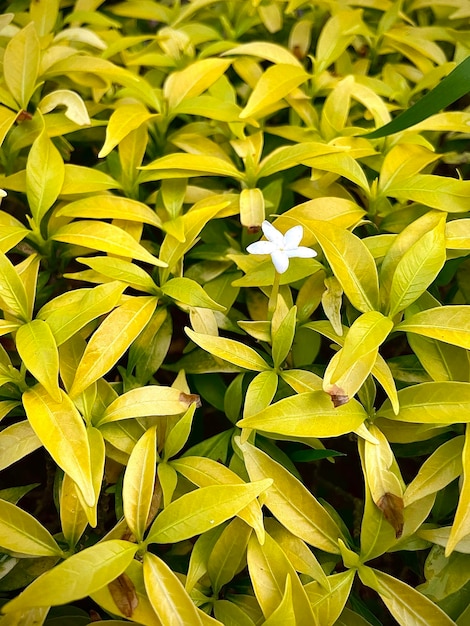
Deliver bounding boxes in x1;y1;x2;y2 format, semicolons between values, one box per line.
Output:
261;220;284;246
286;246;317;259
271;250;289;274
247;241;276;255
283;224;303;250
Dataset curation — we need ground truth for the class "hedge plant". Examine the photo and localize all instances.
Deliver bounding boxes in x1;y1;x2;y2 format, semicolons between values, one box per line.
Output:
1;1;470;624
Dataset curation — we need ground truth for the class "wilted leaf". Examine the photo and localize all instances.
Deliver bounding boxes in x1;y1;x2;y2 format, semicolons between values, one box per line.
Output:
108;572;138;618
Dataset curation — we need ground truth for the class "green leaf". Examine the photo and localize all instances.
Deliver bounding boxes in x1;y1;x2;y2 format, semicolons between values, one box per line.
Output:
447;426;470;556
185;327;271;371
237;391;367;438
323;312;393;401
0;420;41;472
247;533;316;625
146;479;272;544
404;435;464;506
171;456;265;542
139;153;243;181
70;296;158;397
51;221;166;267
309;221;379;313
162;277;225;311
59;473;88;550
315;10;367;73
378;381;470;423
239;440;341;554
207;517;252;595
365;57;470;138
40;282;125;347
143;552;204;625
16;320;61;402
61;164;121;194
76;257;157;293
23;385;95;507
396;306;470;350
272;306;297;369
98;103;158;157
240;64;310;119
304;570;356;626
358;566;456;625
3;23;40;109
123;426;157;542
164;58;232;109
2;540;138;613
0;251;30;322
163;403;197;460
0;499;62;558
387;215;446;316
385;174;470;213
26;128;65;226
98;385;195;425
57;195;162;228
243;371;278;419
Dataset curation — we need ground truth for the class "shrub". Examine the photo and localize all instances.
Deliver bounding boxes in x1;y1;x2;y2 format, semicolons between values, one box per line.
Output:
0;1;470;624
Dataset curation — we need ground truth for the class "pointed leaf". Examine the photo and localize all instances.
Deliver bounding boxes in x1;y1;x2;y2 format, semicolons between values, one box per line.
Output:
309;221;379;313
2;540;138;613
143;552;203;625
240;440;341;554
0;251;30;321
237;390;367;438
359;567;456;625
51;221;166;267
0;499;62;557
164;58;232;109
396;306;470;350
16;320;61;402
185;327;271;371
23;385;94;507
57;195;162;228
0;420;41;472
3;23;39;109
378;382;470;423
305;570;356;626
240;64;310;119
123;426;157;542
162;277;225;311
99;104;157;157
146;479;272;544
70;296;158;397
99;385;195;425
447;427;470;556
26;128;65;226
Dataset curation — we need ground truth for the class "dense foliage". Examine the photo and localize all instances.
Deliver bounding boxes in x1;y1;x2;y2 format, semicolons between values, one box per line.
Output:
1;1;470;624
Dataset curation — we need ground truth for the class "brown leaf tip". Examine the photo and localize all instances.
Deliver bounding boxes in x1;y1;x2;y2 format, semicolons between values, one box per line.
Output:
377;492;404;538
180;392;202;408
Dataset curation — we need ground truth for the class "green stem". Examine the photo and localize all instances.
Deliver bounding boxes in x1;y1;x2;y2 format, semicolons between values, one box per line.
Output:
268;271;280;321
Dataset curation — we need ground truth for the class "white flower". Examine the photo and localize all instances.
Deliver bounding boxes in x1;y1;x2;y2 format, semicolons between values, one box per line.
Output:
246;220;317;274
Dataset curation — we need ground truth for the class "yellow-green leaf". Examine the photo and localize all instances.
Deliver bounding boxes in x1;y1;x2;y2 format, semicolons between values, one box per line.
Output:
143;552;203;625
51;221;166;267
60;473;88;550
26;128;65;226
146;479;272;544
207;517;252;595
22;385;95;507
396;305;470;350
186;327;271;371
240;64;310;120
16;320;61;402
359;567;456;626
237;391;367;438
164;58;232;109
378;381;470;423
309;221;379;313
0;251;30;321
99;385;194;425
3;23;40;109
446;426;470;556
139;153;243;181
0;420;41;472
123;426;157;542
57;195;162;228
239;188;265;230
247;533;316;625
404;436;464;506
99;103;158;157
0;499;62;558
2;540;138;613
305;570;356;626
162;277;225;311
239;440;341;554
70;296;158;397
